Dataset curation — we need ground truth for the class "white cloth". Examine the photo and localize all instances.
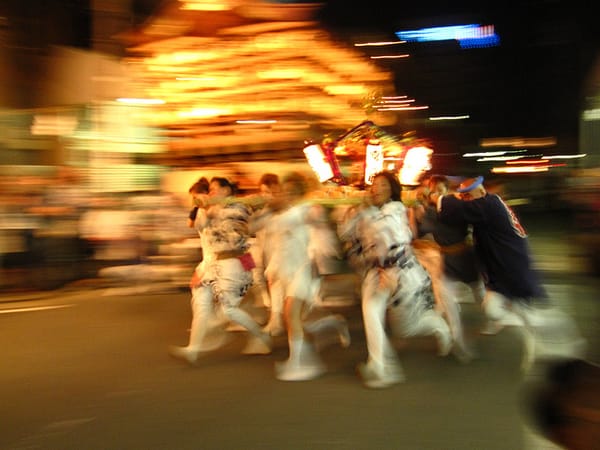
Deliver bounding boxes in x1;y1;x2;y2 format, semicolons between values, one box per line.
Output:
193;200;253;304
265;202;339;304
338;201;413;273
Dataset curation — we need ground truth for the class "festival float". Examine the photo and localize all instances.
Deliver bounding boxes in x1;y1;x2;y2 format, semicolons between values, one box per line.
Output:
302;120;434;202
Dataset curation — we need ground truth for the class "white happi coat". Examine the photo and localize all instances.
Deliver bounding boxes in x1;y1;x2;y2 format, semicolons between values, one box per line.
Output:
339;201;435;314
194;201;254;304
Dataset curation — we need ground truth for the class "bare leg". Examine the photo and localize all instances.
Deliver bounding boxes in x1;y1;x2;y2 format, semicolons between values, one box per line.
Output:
440;275;475;362
263;278;285;336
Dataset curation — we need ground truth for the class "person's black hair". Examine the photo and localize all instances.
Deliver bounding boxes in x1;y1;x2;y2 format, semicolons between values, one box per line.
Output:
427;175;449;190
373;171;402;201
259;173;279;188
210;176;238;196
281;171;308;197
189;177;209;194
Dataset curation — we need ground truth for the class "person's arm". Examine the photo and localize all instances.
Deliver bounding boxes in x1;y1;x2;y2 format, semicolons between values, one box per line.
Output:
248;207;272;235
194;206;208;230
187;206;199;228
337;205;362;244
306;203;330;227
407;207;419;239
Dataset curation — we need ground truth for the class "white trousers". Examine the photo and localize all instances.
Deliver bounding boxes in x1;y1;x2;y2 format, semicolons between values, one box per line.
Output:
442;276;486;305
361;262;449;377
485;291;587;370
186;257;261;351
439;275;485;346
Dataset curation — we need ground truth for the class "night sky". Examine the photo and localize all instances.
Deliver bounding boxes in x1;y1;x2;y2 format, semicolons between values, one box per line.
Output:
318;1;600;144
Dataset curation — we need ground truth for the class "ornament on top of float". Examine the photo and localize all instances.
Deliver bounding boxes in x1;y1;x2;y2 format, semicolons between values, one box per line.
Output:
303;120;434;188
364;138;384;185
303;141;335;183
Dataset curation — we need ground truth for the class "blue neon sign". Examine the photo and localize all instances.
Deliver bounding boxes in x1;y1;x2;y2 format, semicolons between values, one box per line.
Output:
395;24;499;48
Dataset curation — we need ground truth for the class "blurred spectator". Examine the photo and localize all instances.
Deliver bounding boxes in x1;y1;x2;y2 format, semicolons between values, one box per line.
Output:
28;165;88;235
25;166;92;288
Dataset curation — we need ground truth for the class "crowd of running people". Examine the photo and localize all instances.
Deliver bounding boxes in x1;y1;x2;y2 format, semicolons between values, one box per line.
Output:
169;170;587;389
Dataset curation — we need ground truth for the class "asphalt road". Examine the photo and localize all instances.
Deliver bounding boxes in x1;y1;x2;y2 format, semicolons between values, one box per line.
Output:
1;209;599;450
1;264;598;450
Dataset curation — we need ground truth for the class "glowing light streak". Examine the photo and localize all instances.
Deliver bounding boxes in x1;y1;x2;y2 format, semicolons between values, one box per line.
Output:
236;120;277;124
506;159;549;165
429;115;470;121
178;107;231;118
480;137;556;147
165;76;240;89
256;69;305;79
370;55;410;59
379;99;415;104
476;156;524;162
376;106;429;111
150;51;219;65
355;41;406;46
31;115;78;136
491;163;566;173
116;98;165;105
324;85;367;95
464;149;527;157
179;0;233;11
176;77;217;81
492;166;549;173
543;154;587;159
0;304;74;314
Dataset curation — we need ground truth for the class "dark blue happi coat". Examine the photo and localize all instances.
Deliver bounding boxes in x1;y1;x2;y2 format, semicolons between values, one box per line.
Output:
439;194;546;302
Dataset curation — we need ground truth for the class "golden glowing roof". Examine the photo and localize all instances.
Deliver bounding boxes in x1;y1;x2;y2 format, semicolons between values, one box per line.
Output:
118;1;398;160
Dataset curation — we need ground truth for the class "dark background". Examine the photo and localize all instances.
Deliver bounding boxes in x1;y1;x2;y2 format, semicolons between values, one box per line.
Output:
320;1;600;150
